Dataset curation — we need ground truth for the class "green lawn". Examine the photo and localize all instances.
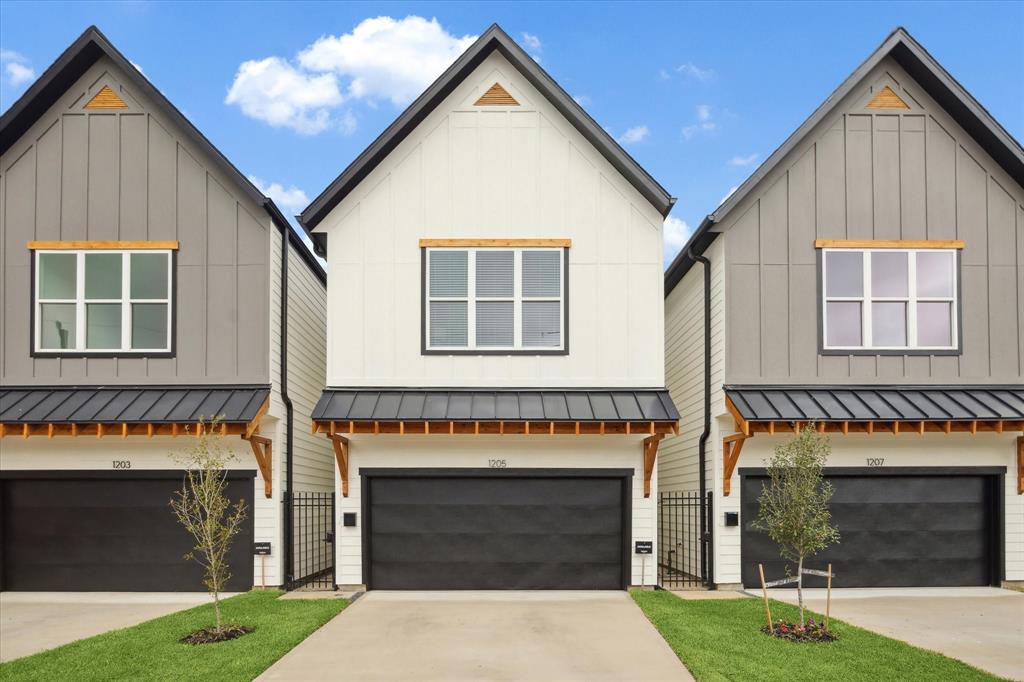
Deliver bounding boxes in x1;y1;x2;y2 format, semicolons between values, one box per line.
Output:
0;590;347;682
631;590;1002;682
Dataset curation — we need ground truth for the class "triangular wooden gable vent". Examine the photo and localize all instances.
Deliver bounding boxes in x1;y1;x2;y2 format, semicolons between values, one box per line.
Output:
475;82;519;106
866;85;909;110
84;85;128;110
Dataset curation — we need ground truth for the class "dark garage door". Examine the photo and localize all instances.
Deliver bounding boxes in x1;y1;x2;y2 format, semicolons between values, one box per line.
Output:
364;470;630;590
741;469;1000;588
0;472;255;591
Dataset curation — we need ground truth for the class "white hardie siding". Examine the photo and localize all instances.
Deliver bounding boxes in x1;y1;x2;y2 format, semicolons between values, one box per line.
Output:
335;436;659;587
316;51;665;388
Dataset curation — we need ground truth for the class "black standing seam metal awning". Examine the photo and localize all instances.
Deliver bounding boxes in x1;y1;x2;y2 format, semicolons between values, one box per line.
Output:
0;386;271;424
726;386;1024;423
312;388;680;423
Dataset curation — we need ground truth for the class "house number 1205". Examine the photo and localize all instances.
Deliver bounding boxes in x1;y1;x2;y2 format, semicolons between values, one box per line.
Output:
488;459;507;468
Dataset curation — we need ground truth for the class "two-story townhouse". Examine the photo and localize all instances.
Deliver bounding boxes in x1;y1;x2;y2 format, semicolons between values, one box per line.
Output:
662;27;1024;590
299;24;680;590
0;27;333;591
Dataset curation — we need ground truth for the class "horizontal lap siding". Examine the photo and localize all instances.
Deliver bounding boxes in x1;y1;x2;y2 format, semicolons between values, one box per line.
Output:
720;56;1024;385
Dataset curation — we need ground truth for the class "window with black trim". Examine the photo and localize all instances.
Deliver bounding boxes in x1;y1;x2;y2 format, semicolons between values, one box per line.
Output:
34;250;173;353
821;248;958;351
424;247;565;352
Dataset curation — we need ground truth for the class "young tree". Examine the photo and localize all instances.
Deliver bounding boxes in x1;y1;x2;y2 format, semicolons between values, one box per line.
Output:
754;424;840;627
170;421;248;632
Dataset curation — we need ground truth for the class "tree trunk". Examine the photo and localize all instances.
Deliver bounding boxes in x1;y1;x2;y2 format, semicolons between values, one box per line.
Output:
213;590;222;632
796;555;805;627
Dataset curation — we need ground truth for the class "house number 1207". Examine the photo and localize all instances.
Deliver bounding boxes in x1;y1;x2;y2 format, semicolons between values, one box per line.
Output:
866;458;884;467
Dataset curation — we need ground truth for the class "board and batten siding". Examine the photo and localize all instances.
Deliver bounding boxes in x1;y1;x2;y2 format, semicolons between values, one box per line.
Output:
0;55;270;386
316;51;665;388
721;55;1024;385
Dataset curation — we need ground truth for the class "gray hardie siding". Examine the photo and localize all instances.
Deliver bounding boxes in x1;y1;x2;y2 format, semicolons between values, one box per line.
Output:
723;55;1024;384
0;56;270;385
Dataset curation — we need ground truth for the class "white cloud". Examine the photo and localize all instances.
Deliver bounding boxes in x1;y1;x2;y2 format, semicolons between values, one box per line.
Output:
617;125;649;145
674;62;715;82
663;215;693;265
1;49;35;87
573;94;591;107
719;185;739;206
226;57;345;135
728;153;758;167
249;175;310;214
682;104;718;139
297;16;476;106
521;32;542;51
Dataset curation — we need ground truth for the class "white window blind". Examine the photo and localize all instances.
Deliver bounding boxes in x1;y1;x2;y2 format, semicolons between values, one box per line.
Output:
426;247;565;351
822;248;957;351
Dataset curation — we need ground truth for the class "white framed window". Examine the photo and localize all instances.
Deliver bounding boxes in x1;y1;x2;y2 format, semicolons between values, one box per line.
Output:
424;247;566;352
34;249;173;354
821;248;958;351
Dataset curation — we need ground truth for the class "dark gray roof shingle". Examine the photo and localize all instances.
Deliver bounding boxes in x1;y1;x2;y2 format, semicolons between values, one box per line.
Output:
313;388;680;423
726;385;1024;422
0;386;269;424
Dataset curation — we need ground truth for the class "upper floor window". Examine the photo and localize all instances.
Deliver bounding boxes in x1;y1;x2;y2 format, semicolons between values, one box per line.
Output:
33;247;173;354
424;245;566;353
821;247;958;352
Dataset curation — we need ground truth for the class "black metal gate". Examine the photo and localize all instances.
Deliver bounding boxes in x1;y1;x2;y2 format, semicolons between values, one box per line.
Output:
658;491;712;589
287;491;335;590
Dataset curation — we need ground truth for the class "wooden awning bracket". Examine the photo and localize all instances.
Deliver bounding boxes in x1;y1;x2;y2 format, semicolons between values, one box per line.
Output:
642;435;662;498
328;433;350;497
722;433;749;496
242;434;273;498
1017;436;1023;496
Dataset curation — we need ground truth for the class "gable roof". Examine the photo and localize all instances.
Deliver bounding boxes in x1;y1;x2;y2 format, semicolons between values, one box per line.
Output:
299;23;675;248
665;26;1024;296
0;25;325;284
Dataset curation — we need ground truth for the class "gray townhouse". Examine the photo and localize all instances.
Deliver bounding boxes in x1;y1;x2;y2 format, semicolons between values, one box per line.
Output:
661;27;1024;591
0;26;333;592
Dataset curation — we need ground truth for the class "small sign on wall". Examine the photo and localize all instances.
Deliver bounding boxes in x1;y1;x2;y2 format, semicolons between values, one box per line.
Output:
253;542;272;556
635;540;653;555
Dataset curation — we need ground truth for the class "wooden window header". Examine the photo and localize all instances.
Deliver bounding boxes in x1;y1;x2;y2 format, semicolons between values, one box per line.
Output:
814;240;964;250
419;239;571;248
27;240;180;250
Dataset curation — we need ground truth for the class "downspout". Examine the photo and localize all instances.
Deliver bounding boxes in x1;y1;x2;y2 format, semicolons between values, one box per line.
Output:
279;224;295;588
686;245;715;589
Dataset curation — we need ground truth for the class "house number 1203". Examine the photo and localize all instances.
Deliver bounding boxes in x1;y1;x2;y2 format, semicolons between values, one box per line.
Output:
112;460;132;469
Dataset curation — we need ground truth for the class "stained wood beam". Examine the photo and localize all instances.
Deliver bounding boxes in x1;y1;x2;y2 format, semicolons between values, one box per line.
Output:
310;420;679;436
642;435;662;498
724;397;750;436
243;434;273;498
328;434;350;497
813;239;964;249
418;238;571;248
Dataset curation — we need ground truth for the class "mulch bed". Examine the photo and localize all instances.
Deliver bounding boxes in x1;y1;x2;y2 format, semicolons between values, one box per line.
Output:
761;619;837;643
180;625;254;645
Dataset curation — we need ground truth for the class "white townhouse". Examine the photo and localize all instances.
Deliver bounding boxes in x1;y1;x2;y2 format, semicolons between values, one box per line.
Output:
299;24;681;590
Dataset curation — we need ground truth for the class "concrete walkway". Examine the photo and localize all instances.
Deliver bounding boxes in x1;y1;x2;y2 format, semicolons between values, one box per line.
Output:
258;591;693;682
763;587;1024;680
0;592;221;662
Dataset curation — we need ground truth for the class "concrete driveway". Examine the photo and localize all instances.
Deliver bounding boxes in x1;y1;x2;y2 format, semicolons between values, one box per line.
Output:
258;591;693;682
0;592;219;662
766;587;1024;680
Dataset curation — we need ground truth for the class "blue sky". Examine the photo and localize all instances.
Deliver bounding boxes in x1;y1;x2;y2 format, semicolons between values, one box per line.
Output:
2;1;1022;266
